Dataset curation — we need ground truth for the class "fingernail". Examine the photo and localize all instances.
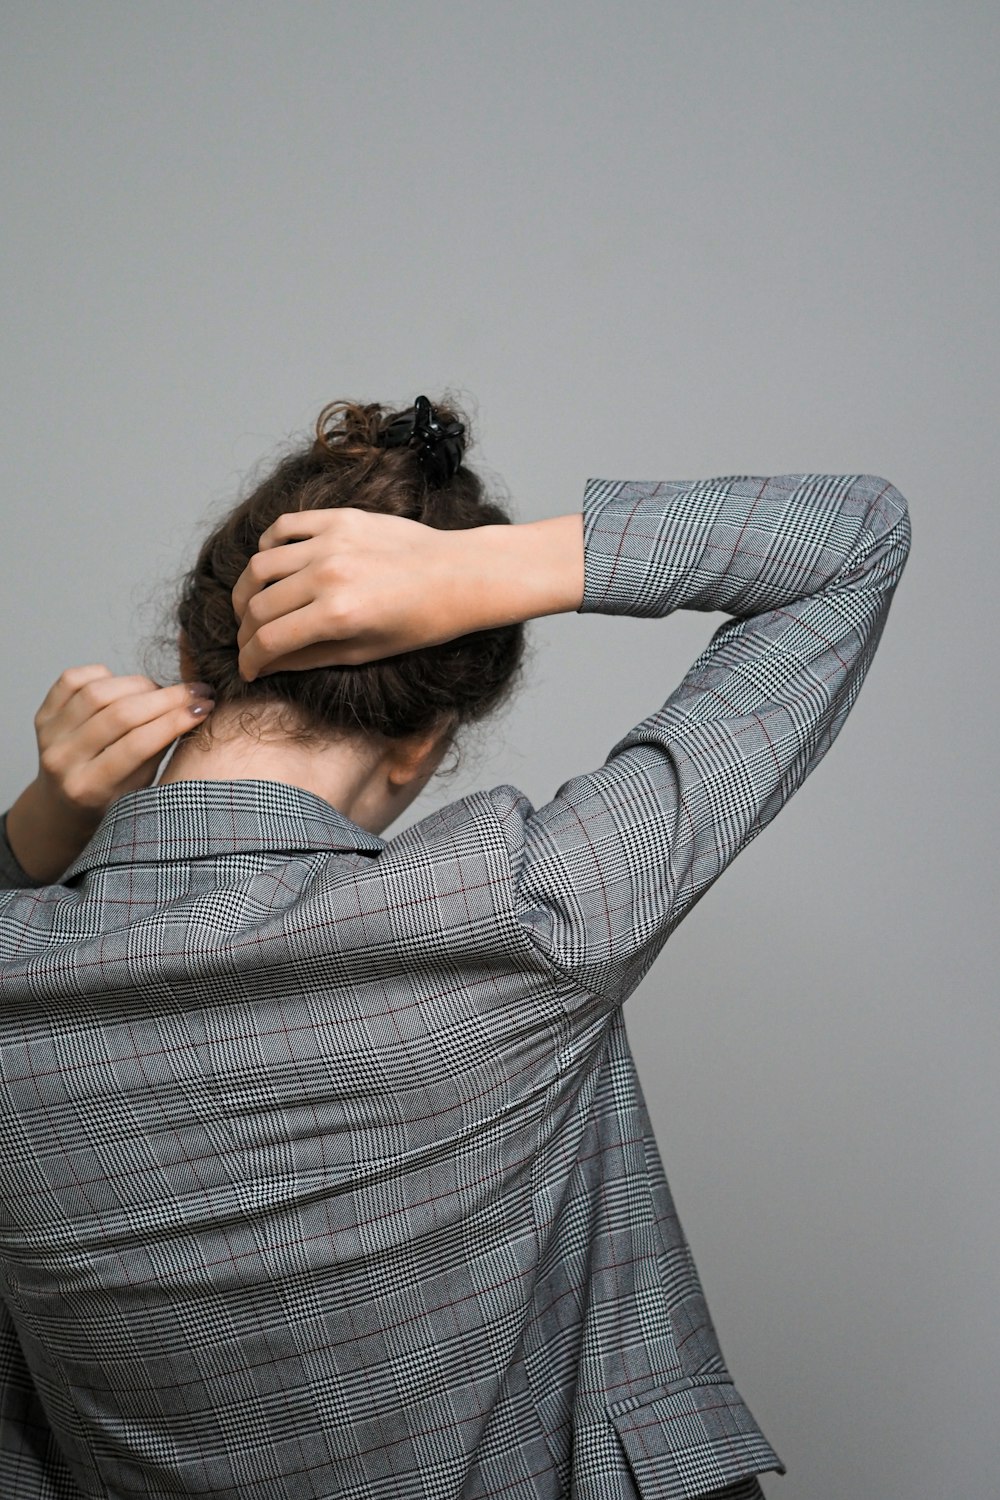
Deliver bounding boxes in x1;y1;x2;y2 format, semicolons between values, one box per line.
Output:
186;681;215;698
189;701;215;717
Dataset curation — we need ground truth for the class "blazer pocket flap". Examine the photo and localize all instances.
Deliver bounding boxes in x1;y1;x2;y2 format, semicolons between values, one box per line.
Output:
606;1374;787;1498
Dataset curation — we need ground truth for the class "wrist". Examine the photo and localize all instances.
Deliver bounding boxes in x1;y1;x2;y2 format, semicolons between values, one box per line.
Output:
453;514;585;633
5;778;99;883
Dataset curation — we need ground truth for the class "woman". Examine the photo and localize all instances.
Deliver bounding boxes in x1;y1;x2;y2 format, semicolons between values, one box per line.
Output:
0;396;912;1500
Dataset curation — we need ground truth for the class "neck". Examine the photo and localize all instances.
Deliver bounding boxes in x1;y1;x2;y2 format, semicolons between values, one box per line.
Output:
156;706;409;835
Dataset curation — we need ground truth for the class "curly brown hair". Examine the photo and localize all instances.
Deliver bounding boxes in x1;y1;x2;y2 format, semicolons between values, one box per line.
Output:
166;396;526;766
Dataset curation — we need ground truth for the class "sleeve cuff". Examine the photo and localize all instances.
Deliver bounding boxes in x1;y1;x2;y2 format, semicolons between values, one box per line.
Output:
0;809;47;889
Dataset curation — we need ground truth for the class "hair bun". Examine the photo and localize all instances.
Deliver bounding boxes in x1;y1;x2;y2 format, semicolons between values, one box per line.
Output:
172;389;522;756
375;394;466;489
313;401;383;457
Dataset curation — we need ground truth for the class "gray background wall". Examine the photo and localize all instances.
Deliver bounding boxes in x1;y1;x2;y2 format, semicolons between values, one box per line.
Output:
2;3;996;1496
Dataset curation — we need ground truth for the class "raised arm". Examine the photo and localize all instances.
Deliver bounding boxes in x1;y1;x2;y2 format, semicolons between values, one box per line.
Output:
228;476;911;1016
493;472;912;1010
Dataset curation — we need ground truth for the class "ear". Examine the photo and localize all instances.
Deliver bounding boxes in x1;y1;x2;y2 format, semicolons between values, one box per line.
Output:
385;724;454;789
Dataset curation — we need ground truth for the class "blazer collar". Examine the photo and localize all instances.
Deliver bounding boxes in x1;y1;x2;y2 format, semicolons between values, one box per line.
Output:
61;778;386;881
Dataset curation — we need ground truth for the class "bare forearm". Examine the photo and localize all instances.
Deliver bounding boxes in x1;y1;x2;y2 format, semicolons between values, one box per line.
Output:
453;514;585;633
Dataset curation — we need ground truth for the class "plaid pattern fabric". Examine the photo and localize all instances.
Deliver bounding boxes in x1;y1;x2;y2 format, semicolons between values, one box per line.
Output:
0;472;911;1499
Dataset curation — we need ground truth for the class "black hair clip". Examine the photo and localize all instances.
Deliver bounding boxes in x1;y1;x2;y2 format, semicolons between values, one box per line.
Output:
375;395;466;488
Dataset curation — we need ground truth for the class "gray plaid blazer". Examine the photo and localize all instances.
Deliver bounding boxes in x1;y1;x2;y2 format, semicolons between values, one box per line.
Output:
0;472;911;1500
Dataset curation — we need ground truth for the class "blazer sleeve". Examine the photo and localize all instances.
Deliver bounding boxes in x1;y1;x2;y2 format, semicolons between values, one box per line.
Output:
501;471;912;1010
0;813;46;892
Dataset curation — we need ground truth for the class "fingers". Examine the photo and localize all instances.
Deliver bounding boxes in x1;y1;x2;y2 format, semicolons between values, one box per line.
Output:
36;680;216;813
232;508;368;631
241;640;366;676
40;673;179;738
235;570;318;651
237;600;347;682
231;538;316;624
41;684;212;774
35;665;113;725
233;509;378;679
84;681;215;750
87;697;217;790
256;509;340;552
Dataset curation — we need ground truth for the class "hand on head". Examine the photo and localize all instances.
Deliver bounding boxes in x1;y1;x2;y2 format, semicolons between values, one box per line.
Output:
231;506;476;683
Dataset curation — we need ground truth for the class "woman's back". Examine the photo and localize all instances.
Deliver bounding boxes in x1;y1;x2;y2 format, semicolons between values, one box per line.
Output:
0;772;783;1500
0;421;911;1499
